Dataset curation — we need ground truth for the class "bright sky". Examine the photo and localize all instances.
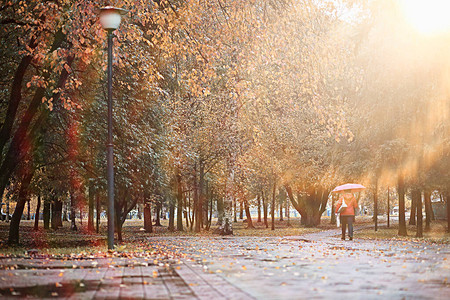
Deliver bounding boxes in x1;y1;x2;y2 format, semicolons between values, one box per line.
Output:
399;0;450;34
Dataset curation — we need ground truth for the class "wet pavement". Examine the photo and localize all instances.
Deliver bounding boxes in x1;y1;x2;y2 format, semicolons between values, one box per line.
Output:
0;226;449;299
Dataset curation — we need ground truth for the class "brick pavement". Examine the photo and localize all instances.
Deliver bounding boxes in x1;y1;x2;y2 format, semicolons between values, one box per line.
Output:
0;255;254;299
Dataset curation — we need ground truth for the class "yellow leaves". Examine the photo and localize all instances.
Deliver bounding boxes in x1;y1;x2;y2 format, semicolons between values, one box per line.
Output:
115;245;127;252
52;50;58;61
63;64;71;74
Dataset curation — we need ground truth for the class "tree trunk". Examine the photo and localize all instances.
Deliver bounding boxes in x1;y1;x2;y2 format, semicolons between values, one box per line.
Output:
387;187;390;228
279;188;286;221
286;198;290;226
63;206;69;222
304;188;317;227
155;200;162;226
43;200;50;230
194;166;201;232
207;195;213;230
96;192;100;233
262;192;268;228
196;160;205;230
446;190;450;233
374;180;378;232
398;174;407;236
189;192;195;231
6;200;10;222
198;162;205;230
0;50;73;203
239;200;244;220
233;197;237;223
409;190;417;226
257;195;261;223
114;193;138;243
0;37;37;156
34;194;41;231
70;193;78;231
217;163;234;235
27;199;30;220
244;198;254;228
88;184;95;232
331;193;337;225
414;189;423;238
8;170;34;245
217;195;224;226
176;171;183;231
317;188;329;225
51;200;63;230
279;201;283;221
203;181;209;229
144;201;152;233
168;199;175;232
284;185;307;222
424;191;432;231
115;205;123;243
271;181;276;231
137;204;142;219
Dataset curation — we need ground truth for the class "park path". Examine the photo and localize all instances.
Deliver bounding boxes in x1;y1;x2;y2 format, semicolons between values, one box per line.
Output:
0;225;449;299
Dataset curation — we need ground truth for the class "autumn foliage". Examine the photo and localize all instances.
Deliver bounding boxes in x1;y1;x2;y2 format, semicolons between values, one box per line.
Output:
1;0;449;245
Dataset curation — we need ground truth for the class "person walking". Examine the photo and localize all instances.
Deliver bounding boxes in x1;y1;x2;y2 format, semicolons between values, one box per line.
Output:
335;191;358;240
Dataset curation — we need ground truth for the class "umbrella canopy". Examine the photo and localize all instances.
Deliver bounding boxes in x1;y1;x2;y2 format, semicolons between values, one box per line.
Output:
332;183;366;193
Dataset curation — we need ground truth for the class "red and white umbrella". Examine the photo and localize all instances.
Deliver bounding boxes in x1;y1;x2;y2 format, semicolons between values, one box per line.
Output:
332;183;366;193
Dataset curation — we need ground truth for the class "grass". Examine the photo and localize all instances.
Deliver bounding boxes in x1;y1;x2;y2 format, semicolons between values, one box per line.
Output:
356;219;450;244
0;217;447;256
0;217;330;255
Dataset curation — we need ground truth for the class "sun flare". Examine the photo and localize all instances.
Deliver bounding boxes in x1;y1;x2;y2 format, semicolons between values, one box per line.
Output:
400;0;450;34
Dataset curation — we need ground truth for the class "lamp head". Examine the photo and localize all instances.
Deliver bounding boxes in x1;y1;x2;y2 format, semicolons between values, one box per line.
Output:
99;6;128;31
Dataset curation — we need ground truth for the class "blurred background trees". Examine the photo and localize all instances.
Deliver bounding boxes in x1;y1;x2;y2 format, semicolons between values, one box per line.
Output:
1;0;449;244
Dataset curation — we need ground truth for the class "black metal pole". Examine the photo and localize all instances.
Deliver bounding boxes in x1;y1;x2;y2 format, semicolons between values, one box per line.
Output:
107;30;115;250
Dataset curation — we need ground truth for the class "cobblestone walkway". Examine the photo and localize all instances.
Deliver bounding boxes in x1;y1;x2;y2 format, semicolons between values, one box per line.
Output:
0;226;449;299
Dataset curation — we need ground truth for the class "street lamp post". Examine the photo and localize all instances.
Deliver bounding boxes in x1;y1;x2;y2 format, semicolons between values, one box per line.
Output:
99;6;127;250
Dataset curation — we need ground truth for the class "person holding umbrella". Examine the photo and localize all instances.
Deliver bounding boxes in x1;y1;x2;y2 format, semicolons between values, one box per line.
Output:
332;184;365;241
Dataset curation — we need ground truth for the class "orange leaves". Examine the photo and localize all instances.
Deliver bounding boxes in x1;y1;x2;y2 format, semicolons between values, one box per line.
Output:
63;64;71;74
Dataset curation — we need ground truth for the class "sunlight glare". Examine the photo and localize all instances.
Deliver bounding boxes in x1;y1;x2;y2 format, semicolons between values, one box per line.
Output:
400;0;450;34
